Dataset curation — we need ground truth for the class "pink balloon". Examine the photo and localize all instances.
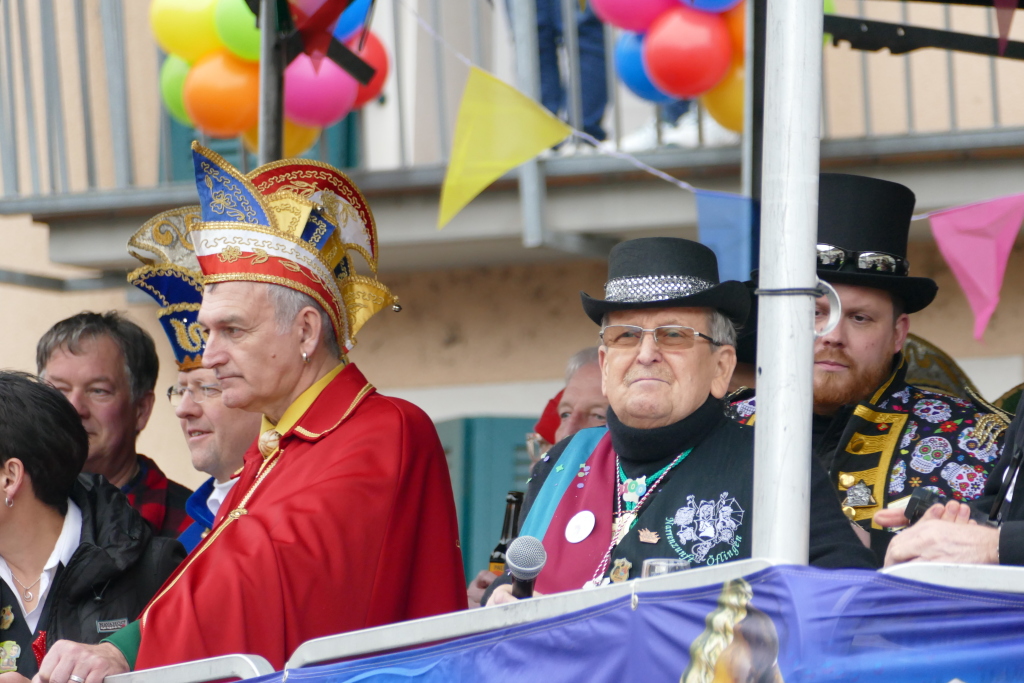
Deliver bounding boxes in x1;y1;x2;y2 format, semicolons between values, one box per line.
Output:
283;54;359;127
591;0;678;32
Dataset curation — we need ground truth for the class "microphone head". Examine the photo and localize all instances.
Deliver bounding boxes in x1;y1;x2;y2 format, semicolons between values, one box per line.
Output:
506;535;547;581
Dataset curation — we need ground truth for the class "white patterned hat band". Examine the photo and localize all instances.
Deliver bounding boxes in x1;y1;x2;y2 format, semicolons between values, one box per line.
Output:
603;275;717;304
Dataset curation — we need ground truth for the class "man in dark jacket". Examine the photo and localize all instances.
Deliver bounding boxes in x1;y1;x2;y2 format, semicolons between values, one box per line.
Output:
487;238;874;605
728;174;1009;563
0;372;183;680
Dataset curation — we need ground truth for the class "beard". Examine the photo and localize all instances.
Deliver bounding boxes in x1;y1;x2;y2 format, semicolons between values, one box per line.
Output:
813;348;893;415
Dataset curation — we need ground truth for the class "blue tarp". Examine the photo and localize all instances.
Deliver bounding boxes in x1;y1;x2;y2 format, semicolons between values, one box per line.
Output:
271;565;1024;683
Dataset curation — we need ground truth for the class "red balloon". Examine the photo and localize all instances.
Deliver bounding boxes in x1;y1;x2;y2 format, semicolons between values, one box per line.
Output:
642;7;732;99
347;31;389;109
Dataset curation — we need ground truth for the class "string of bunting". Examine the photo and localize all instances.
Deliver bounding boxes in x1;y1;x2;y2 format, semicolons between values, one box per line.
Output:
406;0;1024;335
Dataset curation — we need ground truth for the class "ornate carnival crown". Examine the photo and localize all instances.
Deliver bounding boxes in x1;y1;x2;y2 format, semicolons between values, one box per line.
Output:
189;142;397;353
127;206;207;371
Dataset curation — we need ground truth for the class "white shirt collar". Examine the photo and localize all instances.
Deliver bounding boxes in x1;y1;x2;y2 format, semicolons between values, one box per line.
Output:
207;478;237;518
0;499;82;632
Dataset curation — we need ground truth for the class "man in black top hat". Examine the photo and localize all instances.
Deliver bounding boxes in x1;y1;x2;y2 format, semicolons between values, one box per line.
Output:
729;173;1009;563
485;238;875;605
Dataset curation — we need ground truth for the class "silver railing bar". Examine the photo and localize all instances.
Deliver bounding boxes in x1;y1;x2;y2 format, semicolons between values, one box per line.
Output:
75;0;97;189
560;0;584;133
100;0;133;188
604;24;620;150
15;0;41;195
986;6;1001;126
40;0;68;194
901;0;915;133
856;0;873;136
0;0;19;196
430;0;449;162
511;0;546;249
943;4;958;130
880;562;1024;594
391;0;409;167
106;655;275;683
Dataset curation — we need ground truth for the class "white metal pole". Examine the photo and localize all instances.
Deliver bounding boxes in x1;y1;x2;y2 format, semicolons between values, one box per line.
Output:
751;0;823;564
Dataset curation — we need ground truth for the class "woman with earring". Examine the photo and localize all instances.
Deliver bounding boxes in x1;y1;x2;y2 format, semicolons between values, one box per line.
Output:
0;372;183;681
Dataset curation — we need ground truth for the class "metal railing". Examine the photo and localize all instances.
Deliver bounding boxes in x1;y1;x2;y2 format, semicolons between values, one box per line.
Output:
0;0;1022;203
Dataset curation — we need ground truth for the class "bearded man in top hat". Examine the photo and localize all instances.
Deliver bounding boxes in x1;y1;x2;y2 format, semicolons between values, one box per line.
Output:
36;144;467;682
486;237;874;604
729;173;1009;563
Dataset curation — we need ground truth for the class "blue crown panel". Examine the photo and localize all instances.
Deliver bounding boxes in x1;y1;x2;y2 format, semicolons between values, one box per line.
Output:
301;207;339;250
158;309;206;366
192;146;271;227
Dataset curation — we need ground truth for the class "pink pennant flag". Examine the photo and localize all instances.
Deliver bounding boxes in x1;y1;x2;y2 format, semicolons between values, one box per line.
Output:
994;0;1016;56
929;194;1024;340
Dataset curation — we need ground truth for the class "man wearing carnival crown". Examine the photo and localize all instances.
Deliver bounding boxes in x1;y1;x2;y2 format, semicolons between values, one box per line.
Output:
125;207;262;552
486;238;874;605
35;144;467;680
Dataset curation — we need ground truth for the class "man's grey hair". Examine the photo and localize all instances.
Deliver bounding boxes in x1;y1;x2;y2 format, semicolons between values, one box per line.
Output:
706;310;738;347
267;285;342;359
36;311;159;403
564;346;600;383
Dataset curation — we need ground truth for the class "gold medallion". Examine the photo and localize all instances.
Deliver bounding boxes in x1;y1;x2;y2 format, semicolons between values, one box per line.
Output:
638;528;660;544
610;558;633;584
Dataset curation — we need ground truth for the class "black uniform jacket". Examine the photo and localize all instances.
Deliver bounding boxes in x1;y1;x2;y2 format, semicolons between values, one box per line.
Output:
485;397;876;602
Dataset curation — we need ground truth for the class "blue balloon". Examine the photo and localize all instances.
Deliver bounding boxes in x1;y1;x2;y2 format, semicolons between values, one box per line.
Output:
679;0;743;13
332;0;372;43
614;32;675;104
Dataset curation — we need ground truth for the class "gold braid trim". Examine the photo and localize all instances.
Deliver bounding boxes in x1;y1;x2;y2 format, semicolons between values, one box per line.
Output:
975;413;1010;450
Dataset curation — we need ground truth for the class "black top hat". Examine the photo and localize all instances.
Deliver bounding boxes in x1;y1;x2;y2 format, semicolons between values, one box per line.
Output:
815;173;937;313
581;237;750;328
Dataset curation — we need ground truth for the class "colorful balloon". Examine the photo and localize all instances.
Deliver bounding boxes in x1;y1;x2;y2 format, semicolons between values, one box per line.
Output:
215;0;261;62
679;0;743;13
346;31;389;109
614;33;675;103
724;2;744;58
283;53;359;127
700;62;744;132
160;55;193;126
242;119;322;157
150;0;221;64
183;51;260;138
591;0;678;33
643;7;732;98
333;0;373;43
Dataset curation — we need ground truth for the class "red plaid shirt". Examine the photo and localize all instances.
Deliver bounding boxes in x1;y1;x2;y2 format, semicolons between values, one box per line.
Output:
121;454;194;538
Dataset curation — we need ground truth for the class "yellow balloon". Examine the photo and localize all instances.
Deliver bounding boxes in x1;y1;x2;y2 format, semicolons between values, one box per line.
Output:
700;62;744;134
242;119;323;158
150;0;222;64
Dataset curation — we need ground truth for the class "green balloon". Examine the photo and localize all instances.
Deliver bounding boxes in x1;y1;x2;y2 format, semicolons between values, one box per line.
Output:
215;0;261;62
160;55;193;126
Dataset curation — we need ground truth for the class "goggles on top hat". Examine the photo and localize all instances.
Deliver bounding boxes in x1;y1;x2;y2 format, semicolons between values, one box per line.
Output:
815;243;909;277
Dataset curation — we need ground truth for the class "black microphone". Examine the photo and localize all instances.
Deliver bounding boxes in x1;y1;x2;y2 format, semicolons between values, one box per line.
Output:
506;535;547;599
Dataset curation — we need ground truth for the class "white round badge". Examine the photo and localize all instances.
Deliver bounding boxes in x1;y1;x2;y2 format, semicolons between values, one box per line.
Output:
565;510;596;544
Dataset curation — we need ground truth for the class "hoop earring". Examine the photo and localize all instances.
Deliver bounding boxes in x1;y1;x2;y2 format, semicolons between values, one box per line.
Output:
4;497;11;508
301;351;310;364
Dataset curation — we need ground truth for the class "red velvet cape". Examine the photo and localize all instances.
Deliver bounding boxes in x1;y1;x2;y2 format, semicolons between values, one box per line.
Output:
135;364;467;670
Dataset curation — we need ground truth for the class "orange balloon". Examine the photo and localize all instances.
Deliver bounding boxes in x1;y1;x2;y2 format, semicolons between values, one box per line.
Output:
183;51;260;138
700;62;744;133
242;119;322;157
724;2;745;61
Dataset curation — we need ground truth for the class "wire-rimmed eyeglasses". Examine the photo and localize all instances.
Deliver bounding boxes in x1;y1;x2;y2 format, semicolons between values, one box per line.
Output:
167;383;222;407
600;325;721;350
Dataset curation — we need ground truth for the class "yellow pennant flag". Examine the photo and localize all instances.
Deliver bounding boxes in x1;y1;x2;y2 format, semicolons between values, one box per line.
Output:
438;67;573;229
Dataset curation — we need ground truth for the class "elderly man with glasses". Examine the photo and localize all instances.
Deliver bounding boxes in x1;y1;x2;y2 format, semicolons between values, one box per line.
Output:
127;210;262;552
486;238;874;605
729;174;1010;564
